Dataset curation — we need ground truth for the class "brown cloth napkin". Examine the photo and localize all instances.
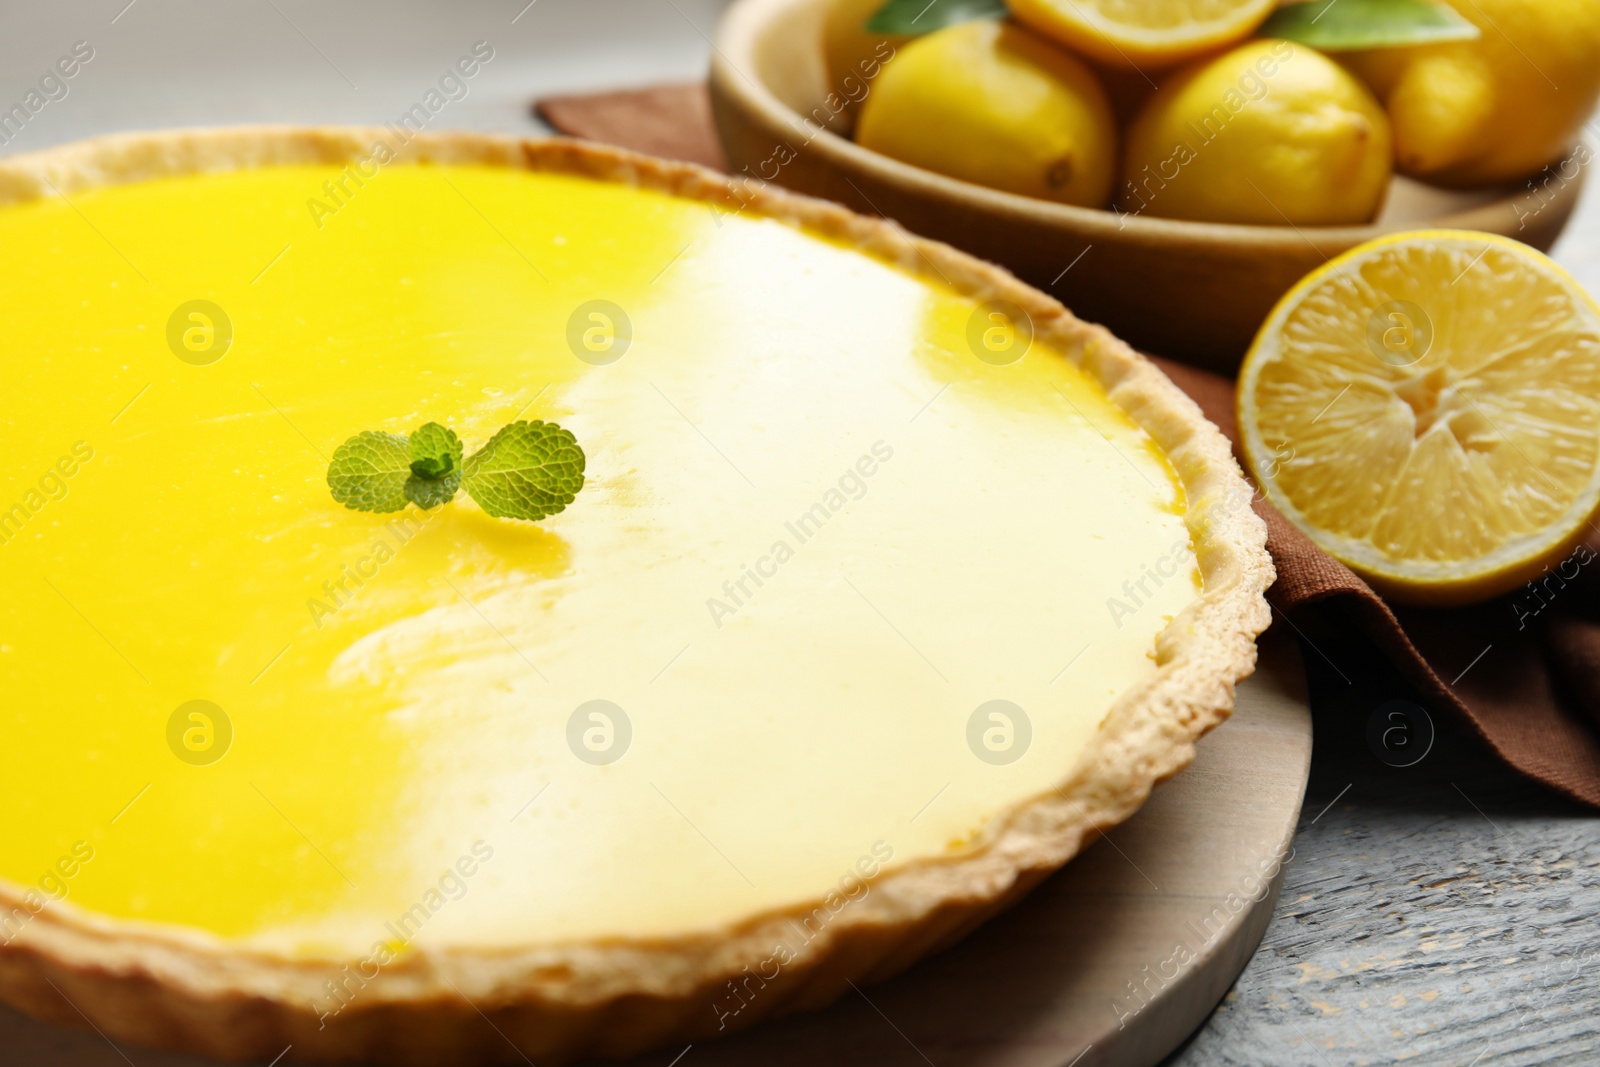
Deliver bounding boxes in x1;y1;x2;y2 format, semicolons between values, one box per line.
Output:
536;83;1600;809
536;84;729;172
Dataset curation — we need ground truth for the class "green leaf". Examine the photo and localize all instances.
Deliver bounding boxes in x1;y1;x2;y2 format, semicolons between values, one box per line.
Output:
865;0;1005;36
409;422;463;480
328;431;412;513
406;471;460;509
1260;0;1479;51
405;422;464;509
462;420;586;522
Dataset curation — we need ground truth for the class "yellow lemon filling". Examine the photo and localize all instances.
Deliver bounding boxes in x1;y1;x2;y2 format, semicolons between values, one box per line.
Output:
0;163;1197;956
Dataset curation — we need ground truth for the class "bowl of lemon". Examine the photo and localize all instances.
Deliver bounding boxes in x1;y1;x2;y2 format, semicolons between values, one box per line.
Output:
709;0;1600;368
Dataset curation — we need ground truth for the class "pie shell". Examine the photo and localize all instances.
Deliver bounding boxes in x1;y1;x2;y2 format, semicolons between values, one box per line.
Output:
0;127;1274;1065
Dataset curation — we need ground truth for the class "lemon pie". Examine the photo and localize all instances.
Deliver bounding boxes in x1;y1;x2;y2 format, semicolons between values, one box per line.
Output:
0;128;1271;1064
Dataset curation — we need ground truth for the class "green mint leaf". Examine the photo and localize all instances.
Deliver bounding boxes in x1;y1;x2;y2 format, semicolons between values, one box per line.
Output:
409;422;464;479
866;0;1004;35
404;422;464;509
328;431;412;513
405;469;461;509
462;420;586;522
1260;0;1478;51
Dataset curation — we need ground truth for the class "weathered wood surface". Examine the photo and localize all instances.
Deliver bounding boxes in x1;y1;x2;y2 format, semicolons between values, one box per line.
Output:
1164;624;1600;1067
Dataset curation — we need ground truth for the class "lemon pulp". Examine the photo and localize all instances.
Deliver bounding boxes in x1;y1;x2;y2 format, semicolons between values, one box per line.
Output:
1008;0;1276;69
0;163;1196;955
1239;231;1600;604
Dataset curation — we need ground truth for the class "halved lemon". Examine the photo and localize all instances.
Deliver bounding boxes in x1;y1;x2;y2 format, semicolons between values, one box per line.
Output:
1007;0;1276;69
1237;231;1600;606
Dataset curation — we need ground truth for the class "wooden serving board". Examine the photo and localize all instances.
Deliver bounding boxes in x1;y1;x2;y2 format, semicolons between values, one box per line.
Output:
2;629;1310;1067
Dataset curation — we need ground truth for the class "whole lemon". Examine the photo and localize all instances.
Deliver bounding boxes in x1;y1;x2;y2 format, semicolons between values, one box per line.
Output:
1120;39;1392;226
855;19;1117;207
820;0;908;133
1343;0;1600;187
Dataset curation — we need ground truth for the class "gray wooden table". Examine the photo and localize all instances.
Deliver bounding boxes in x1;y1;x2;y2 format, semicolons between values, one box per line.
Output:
1164;635;1600;1066
2;2;1597;1064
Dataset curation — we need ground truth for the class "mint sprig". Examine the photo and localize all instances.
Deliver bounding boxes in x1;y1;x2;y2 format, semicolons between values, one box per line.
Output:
406;422;464;509
328;420;586;521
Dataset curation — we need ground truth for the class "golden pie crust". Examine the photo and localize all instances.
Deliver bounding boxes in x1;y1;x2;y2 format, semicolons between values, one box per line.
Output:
0;127;1273;1065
